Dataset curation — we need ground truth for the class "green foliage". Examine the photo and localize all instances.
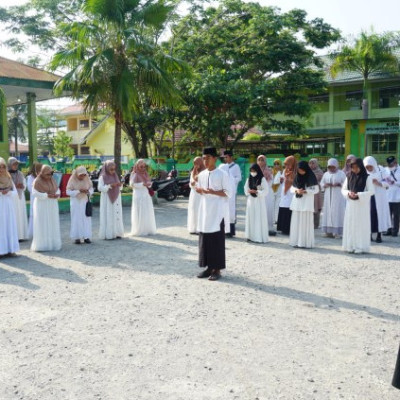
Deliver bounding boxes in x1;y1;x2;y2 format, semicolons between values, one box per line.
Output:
53;130;74;159
37;109;56;156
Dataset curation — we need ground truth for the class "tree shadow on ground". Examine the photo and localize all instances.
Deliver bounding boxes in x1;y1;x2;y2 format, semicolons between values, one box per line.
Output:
0;266;40;290
1;255;87;285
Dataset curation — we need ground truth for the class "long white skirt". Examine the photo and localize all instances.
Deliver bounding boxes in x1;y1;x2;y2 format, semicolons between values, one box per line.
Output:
31;198;62;252
289;210;315;248
0;195;20;255
99;193;124;240
187;188;201;233
12;193;29;240
70;197;92;240
131;187;156;236
245;195;269;243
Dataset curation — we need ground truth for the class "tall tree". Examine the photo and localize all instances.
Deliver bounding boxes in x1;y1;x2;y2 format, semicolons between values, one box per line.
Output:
7;104;28;157
168;0;341;149
330;31;400;119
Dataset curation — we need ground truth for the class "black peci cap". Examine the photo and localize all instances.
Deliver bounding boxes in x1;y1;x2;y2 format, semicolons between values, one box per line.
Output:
387;156;396;165
203;147;218;156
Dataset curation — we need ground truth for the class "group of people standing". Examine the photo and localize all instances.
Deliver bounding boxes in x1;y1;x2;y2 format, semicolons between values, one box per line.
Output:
0;158;158;258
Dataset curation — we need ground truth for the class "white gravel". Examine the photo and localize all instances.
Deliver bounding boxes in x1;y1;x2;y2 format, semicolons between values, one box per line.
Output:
1;196;400;400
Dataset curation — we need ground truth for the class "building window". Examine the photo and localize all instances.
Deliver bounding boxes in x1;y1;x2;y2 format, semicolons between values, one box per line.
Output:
371;134;398;153
345;90;363;110
379;86;400;109
309;94;329;112
79;119;90;129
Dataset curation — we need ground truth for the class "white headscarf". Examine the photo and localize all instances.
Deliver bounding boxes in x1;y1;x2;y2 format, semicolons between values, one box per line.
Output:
363;156;380;180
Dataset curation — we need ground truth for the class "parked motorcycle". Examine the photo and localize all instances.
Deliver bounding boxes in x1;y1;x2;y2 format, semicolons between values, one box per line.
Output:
151;178;179;201
176;176;191;197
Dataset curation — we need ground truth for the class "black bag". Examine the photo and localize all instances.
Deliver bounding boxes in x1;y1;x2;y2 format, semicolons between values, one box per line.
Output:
85;195;93;217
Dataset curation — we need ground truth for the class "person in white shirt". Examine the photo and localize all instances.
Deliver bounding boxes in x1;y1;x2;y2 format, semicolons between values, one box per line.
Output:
289;161;319;248
187;156;205;234
196;147;231;281
31;165;62;252
363;156;391;243
219;150;241;237
0;157;19;258
66;166;94;244
384;156;400;237
8;157;29;241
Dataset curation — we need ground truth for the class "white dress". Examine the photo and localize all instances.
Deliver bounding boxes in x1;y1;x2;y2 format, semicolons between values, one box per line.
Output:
98;176;124;240
273;171;283;222
266;178;274;230
130;175;156;236
219;163;241;224
0;184;20;255
187;172;202;233
244;177;269;243
342;176;375;253
11;176;29;240
370;167;391;232
27;174;36;238
320;170;346;235
289;184;319;248
67;188;94;240
31;188;62;252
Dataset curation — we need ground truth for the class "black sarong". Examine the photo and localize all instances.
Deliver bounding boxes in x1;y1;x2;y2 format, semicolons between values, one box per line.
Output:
392;344;400;389
370;195;379;233
198;220;225;270
277;207;292;235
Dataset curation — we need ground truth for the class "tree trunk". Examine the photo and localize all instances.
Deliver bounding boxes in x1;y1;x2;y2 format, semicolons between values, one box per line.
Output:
114;109;122;175
14;130;19;157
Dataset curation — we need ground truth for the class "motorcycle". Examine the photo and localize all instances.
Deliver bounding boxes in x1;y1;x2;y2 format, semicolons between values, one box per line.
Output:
151;178;179;201
176;176;191;197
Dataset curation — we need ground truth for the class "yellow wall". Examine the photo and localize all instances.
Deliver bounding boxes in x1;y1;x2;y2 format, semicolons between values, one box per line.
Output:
85;118;135;157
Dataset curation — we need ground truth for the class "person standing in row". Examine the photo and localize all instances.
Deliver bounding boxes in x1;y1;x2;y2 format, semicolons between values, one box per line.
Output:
196;147;231;281
277;155;297;235
8;157;29;241
257;155;275;235
0;158;19;258
27;162;42;238
98;160;124;240
384;156;400;237
187;156;205;234
309;158;324;229
342;158;374;254
289;161;319;248
31;165;62;252
272;159;283;223
364;156;391;243
130;159;156;236
320;158;346;238
342;154;356;178
66;166;94;244
219;150;241;237
244;163;269;243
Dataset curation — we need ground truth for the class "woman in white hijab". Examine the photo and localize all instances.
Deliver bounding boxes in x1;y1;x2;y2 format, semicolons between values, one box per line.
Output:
67;166;94;244
8;157;29;241
0;157;19;257
363;156;391;243
320;158;346;238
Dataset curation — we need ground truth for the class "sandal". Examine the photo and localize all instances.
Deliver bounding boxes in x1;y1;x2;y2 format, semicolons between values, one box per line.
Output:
208;271;221;281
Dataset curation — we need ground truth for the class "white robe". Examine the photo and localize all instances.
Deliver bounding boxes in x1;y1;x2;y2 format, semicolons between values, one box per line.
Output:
273;171;283;222
187;172;202;233
67;188;94;240
27;174;36;238
0;184;20;256
369;166;391;232
320;170;346;235
130;177;156;236
342;176;375;253
219;162;241;224
98;176;124;240
11;176;29;240
244;177;269;243
197;168;231;233
289;184;319;248
31;188;62;252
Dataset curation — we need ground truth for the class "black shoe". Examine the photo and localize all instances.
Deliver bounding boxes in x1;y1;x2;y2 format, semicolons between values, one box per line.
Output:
84;239;92;244
225;233;233;238
392;233;398;237
269;230;277;236
208;272;221;281
197;269;212;278
376;237;382;243
383;230;392;236
74;239;81;244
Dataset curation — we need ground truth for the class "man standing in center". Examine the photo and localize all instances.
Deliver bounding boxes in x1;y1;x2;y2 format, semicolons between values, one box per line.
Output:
219;150;242;237
196;147;231;281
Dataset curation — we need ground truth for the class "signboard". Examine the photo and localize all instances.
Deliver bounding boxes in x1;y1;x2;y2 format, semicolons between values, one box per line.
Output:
366;120;399;135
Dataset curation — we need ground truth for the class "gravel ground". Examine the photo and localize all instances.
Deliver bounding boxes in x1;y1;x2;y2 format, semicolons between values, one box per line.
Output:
1;196;400;400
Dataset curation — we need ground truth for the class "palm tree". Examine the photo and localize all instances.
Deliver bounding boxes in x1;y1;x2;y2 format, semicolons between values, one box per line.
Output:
50;0;187;173
330;31;400;119
8;104;28;157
